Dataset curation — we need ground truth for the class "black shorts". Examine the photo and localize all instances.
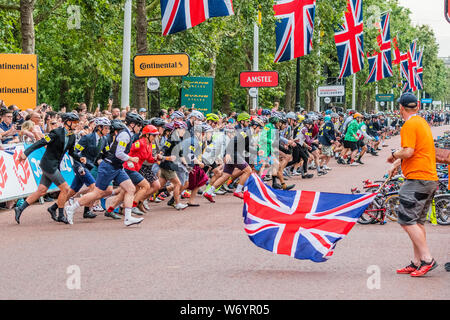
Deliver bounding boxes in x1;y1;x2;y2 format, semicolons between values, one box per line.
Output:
343;140;358;151
357;140;365;148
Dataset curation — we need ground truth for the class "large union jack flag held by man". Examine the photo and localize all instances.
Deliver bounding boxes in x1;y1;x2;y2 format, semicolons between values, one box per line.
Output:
334;0;365;78
243;174;376;263
273;0;317;63
365;12;393;83
160;0;234;36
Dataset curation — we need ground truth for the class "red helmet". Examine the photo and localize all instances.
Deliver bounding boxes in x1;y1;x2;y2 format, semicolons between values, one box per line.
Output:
142;125;159;135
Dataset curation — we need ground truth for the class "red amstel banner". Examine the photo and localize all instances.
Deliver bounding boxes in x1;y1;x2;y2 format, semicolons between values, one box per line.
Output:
239;71;279;88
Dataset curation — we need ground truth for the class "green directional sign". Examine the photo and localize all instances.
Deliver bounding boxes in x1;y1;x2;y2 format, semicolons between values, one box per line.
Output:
180;76;214;115
376;94;395;102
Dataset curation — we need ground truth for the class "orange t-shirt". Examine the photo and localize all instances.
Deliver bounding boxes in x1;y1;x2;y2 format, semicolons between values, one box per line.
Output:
400;115;438;181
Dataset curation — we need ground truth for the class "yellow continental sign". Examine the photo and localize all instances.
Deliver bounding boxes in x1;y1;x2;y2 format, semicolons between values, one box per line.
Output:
0;54;38;110
133;53;190;78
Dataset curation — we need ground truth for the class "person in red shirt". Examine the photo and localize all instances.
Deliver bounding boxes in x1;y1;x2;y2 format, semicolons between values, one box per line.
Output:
106;125;161;215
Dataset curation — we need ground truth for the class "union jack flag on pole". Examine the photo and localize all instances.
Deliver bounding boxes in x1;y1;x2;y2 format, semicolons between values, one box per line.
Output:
407;40;418;92
400;52;413;93
160;0;234;36
334;0;365;78
273;0;317;63
243;174;376;263
365;12;393;83
415;47;424;90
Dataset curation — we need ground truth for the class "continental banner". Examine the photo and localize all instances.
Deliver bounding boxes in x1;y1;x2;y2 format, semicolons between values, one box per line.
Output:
0;54;38;110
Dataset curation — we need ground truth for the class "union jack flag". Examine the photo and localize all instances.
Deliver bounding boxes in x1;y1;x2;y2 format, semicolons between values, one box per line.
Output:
400;52;413;93
334;0;365;78
392;36;401;65
160;0;234;36
243;174;376;263
365;12;392;83
273;0;317;63
415;47;424;90
407;40;418;91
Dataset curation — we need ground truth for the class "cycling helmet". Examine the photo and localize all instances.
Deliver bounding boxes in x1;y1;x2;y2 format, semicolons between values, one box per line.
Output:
331;113;339;119
110;119;126;132
201;123;213;133
353;113;363;119
94;117;111;127
151;117;166;127
61;112;80;122
250;118;264;128
324;116;331;122
173;120;188;129
206;113;220;122
303;119;313;125
286;112;297;120
142;125;159;135
188;110;205;120
237;112;251;122
125;112;144;126
171;111;185;119
261;109;271;116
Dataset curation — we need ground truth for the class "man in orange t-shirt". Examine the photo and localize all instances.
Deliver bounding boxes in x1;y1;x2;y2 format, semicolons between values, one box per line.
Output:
387;92;438;277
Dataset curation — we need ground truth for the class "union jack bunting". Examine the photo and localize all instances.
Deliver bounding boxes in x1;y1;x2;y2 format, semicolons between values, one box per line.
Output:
273;0;317;63
160;0;234;36
415;47;424;90
243;174;376;263
334;0;365;78
365;12;393;83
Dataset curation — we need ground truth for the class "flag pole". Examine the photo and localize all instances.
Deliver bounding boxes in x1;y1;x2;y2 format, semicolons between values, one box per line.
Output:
252;20;259;112
295;57;301;112
121;0;132;109
352;73;356;110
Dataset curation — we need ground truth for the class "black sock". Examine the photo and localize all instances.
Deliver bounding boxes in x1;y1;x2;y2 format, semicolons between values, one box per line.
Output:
84;206;90;214
58;208;64;218
50;203;58;211
20;200;30;211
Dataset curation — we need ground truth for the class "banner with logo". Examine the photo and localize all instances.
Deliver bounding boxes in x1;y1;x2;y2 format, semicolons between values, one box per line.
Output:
180;76;214;115
0;145;38;202
25;143;75;192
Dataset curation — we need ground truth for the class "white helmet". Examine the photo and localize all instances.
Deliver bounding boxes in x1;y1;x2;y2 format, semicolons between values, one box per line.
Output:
94;117;111;127
188;110;205;121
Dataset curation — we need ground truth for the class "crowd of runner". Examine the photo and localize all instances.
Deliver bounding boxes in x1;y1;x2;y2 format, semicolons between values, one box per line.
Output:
1;99;448;227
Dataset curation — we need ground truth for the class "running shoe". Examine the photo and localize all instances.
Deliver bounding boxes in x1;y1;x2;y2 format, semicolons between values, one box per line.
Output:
124;216;143;227
233;192;244;199
174;203;188;210
410;259;438;277
203;193;215;203
396;261;419;274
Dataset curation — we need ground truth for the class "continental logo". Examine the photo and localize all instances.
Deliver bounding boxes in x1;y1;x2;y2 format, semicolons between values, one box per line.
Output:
0;87;35;94
0;63;36;70
134;53;190;78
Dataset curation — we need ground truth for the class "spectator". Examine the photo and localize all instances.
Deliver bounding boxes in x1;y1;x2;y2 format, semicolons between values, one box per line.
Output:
19;120;36;143
139;108;148;119
29;112;45;141
0;110;19;144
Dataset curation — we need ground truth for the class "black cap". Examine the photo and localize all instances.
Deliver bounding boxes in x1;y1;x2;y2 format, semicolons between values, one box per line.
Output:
399;93;418;108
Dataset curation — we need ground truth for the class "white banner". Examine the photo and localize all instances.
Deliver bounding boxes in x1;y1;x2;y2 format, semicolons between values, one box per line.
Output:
0;145;37;202
318;85;345;97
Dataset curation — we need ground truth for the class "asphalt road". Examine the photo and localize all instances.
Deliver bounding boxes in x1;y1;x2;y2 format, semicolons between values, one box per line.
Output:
0;125;448;300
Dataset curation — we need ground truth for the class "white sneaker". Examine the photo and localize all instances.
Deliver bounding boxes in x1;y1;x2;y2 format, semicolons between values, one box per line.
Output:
350;162;359;166
124;216;144;227
92;204;104;212
323;165;332;171
132;207;145;216
143;200;150;211
174;203;188;210
65;206;74;225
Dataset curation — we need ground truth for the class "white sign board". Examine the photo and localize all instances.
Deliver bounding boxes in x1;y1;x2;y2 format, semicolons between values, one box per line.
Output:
0;145;38;201
147;78;160;91
318;85;345;97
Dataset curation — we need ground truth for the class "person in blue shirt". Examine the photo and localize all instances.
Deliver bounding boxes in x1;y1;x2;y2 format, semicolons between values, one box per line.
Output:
0;110;19;144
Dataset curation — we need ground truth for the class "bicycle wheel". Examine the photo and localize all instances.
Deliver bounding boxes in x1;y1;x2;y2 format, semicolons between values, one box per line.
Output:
433;194;450;225
357;197;380;225
384;193;399;222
